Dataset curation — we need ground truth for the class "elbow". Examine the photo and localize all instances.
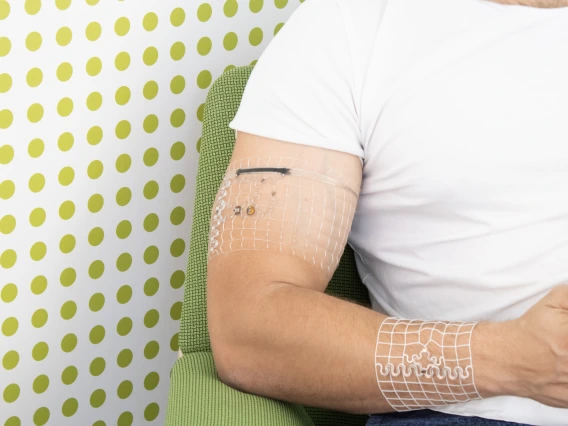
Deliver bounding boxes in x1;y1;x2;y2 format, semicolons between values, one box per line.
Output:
212;342;250;393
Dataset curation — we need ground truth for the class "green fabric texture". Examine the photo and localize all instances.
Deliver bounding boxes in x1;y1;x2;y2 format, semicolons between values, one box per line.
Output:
167;65;372;425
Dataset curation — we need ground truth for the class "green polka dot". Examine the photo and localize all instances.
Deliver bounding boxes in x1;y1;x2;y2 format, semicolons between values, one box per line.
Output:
143;213;159;232
144;341;160;360
117;221;133;240
58;132;74;151
117;380;133;399
59;200;75;220
31;309;48;328
144;403;159;421
56;0;71;10
170;41;186;61
87;92;103;111
88;194;104;213
115;52;130;71
116;154;131;173
170;302;183;320
250;0;263;12
197;37;212;55
144;277;159;296
31;275;48;294
170;108;186;128
32;374;49;394
197;3;212;22
33;407;50;426
224;32;238;51
116;285;132;304
90;389;106;408
143;114;159;133
143;46;158;66
57;97;74;117
4;383;20;403
197;102;205;121
89;293;105;312
60;268;76;287
143;147;159;166
1;283;17;302
0;37;11;57
86;22;101;41
170;206;186;225
88;227;104;246
274;22;284;36
116;189;132;207
86;57;102;76
0;180;15;199
249;27;263;46
27;103;44;122
28;173;45;193
56;27;72;46
2;318;18;336
197;70;212;89
116;317;132;336
170;75;185;94
117;412;133;426
88;260;104;279
25;0;41;15
117;349;132;368
26;32;42;51
144;372;160;390
89;325;105;344
86;0;99;5
170;141;185;160
60;300;77;320
58;166;75;186
0;144;13;164
116;253;132;272
115;120;131;139
143;246;159;265
115;86;131;105
143;81;158;100
170;174;186;193
1;249;17;269
170;333;179;351
61;366;78;385
224;0;238;17
171;7;185;26
27;139;44;158
62;398;78;417
87;126;103;145
30;241;47;260
0;109;13;129
143;181;159;199
32;341;48;361
89;357;106;376
61;333;77;352
173;271;188;292
59;234;75;254
2;350;19;370
87;160;103;179
144;309;159;328
0;0;10;20
56;62;73;83
26;68;43;88
114;17;130;36
143;12;158;31
0;73;12;93
0;215;16;234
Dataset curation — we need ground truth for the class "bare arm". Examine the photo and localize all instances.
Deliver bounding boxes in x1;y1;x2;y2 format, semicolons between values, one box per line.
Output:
487;0;568;7
206;131;523;415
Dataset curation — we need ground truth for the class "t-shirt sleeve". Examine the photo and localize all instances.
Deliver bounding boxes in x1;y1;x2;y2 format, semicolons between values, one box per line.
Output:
228;0;364;163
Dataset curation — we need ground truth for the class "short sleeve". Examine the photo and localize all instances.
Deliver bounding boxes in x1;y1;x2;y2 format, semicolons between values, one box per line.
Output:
228;0;364;163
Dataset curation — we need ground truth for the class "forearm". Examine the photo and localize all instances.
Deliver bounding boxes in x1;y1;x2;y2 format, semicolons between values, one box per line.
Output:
488;0;568;7
218;283;516;415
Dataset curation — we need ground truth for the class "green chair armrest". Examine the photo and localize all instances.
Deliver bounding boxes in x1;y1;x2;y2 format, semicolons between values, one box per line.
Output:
166;352;316;426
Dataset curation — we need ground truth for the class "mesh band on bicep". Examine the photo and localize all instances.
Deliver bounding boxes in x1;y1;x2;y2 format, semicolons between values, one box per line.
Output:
207;156;360;280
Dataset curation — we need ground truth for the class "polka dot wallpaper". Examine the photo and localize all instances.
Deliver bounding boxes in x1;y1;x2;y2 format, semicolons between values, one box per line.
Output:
0;0;300;424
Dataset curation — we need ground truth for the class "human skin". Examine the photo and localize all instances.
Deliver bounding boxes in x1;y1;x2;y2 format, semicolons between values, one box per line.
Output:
488;0;568;6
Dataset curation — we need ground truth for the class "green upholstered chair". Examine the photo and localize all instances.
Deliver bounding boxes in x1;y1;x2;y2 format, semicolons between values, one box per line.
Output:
165;65;372;426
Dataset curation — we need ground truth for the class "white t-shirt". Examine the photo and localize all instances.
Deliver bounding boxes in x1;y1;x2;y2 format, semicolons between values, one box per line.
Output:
228;0;568;424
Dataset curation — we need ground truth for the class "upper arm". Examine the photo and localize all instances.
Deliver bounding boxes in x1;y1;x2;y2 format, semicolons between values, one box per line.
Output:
207;130;362;366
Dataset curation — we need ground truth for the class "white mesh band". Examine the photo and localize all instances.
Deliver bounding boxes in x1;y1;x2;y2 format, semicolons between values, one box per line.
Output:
375;317;483;411
207;156;360;281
